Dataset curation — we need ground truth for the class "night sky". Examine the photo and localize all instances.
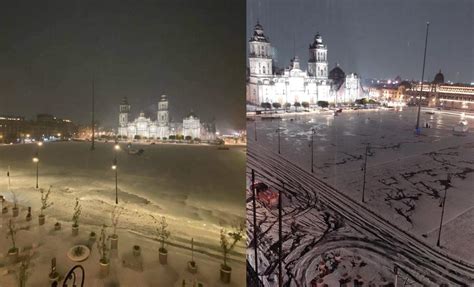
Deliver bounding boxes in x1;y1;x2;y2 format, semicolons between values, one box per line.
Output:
0;0;245;132
247;0;473;84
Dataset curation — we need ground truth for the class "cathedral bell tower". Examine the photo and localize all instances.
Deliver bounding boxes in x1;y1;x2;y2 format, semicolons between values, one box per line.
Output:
157;95;169;126
119;97;131;127
308;33;328;79
248;21;273;77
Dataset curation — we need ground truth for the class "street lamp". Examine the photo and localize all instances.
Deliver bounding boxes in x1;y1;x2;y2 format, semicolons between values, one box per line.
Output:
437;174;451;247
361;143;370;203
310;128;316;173
112;143;120;204
33;153;39;189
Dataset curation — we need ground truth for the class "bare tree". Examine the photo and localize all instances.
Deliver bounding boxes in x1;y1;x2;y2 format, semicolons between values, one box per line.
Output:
220;222;245;269
151;215;170;252
39;186;53;216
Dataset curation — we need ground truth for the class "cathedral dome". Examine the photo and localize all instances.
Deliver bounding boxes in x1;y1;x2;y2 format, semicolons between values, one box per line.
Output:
329;64;345;81
121;97;129;105
329;64;346;90
160;94;167;101
249;21;269;43
433;69;444;84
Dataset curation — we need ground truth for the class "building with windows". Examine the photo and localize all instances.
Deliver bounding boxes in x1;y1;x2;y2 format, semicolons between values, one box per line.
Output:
118;95;215;140
247;22;335;106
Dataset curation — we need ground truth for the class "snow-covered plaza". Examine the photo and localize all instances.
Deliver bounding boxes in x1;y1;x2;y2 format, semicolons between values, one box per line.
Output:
0;142;246;286
246;107;474;286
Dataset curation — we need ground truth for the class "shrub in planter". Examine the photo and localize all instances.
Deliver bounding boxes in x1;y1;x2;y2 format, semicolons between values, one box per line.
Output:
26;207;32;221
11;191;19;217
49;257;59;282
54;222;61;230
71;198;82;236
219;223;245;283
151;215;170;265
39;186;53;225
17;257;30;287
7;219;19;263
97;225;111;277
187;238;197;274
133;245;141;257
110;206;122;250
1;196;8;214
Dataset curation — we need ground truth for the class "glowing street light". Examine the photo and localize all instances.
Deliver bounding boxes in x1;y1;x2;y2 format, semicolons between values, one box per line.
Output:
112;143;120;204
33;153;39;189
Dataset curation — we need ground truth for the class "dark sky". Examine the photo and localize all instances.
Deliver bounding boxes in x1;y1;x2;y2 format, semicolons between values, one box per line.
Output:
247;0;473;84
0;0;245;132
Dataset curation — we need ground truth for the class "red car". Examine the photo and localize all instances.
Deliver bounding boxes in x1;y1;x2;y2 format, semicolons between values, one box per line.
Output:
249;182;279;208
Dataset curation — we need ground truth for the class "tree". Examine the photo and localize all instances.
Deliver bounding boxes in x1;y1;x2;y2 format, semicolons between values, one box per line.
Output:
169;135;176;140
7;219;17;254
317;101;329;108
220;222;245;270
272;102;281;109
294;102;301;111
194;137;201;142
261;102;272;110
185;135;192;141
97;225;110;264
284;102;291;111
302;101;310;109
111;206;123;237
151;215;170;253
39;186;53;216
134;135;141;140
72;198;82;228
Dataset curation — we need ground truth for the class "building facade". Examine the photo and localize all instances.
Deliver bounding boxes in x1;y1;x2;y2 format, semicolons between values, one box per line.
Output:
246;22;332;106
118;96;214;140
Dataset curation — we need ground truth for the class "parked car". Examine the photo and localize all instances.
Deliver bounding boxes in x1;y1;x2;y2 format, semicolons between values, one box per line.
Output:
249;182;279;207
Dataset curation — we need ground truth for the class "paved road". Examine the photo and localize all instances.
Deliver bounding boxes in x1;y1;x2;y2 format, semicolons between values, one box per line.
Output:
247;142;474;286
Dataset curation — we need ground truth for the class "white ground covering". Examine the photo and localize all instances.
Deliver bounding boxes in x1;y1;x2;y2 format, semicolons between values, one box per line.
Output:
0;142;246;286
247;107;474;286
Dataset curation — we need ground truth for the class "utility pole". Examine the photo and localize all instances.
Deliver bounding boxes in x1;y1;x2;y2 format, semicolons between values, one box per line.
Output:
437;174;451;247
276;119;281;154
362;143;370;203
91;78;96;151
251;169;258;282
254;120;257;141
415;22;430;134
310;128;316;173
278;182;283;286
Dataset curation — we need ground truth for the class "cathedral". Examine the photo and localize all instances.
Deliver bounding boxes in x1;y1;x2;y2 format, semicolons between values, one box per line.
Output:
118;95;214;140
246;21;363;106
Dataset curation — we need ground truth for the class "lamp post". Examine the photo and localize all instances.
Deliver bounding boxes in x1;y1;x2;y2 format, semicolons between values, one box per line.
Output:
254;120;257;141
437;174;451;247
33;153;39;189
361;143;370;203
251;169;258;282
276;119;281;154
415;22;430;134
112;143;120;204
310;128;316;173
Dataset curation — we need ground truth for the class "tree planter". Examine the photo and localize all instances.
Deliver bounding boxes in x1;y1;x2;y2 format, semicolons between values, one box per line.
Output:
220;265;232;283
187;261;197;274
133;245;141;257
49;271;59;283
72;224;79;236
38;214;45;225
26;207;32;221
67;245;90;262
159;248;168;265
8;247;19;264
54;222;61;230
89;232;96;242
2;207;8;214
110;234;118;250
99;259;110;278
12;206;19;217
